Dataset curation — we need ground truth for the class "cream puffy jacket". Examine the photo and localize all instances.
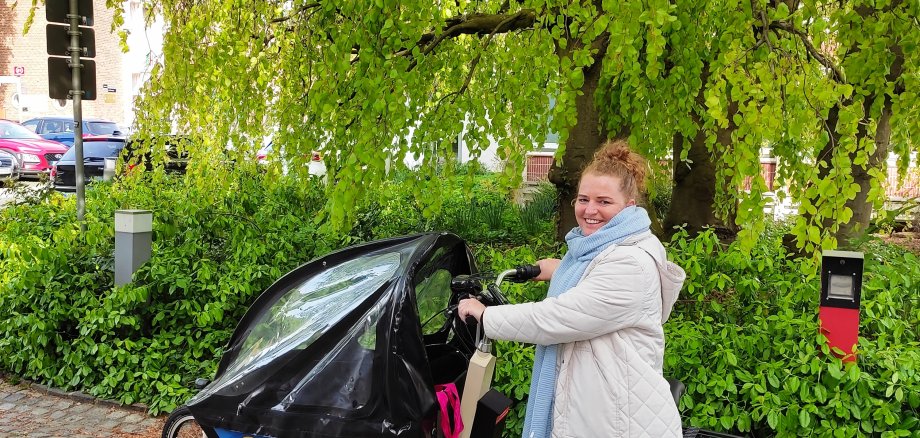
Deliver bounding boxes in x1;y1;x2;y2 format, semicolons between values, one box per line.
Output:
482;231;684;438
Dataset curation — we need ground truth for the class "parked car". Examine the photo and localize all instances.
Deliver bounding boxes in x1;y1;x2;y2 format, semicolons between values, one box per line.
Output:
0;149;21;183
21;116;124;147
52;138;126;192
0;119;69;180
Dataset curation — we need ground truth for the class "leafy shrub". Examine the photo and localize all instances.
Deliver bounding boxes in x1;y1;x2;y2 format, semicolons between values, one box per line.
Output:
665;226;920;437
516;183;557;239
351;184;426;241
0;171;329;412
4;166;919;438
0;167;556;417
472;223;920;438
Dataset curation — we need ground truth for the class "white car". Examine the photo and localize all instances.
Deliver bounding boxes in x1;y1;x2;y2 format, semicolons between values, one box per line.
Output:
0;149;21;183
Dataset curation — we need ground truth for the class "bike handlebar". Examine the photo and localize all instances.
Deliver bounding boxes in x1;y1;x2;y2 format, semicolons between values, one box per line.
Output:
451;265;541;352
510;264;541;282
497;264;542;285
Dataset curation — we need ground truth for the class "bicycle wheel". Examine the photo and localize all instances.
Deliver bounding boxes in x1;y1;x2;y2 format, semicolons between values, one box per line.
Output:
162;405;208;438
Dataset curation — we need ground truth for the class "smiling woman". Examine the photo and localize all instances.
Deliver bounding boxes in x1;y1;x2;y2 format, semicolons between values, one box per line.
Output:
458;139;684;438
575;173;635;236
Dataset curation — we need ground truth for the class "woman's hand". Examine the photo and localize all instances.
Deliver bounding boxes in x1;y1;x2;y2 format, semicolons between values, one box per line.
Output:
458;298;486;323
534;258;561;281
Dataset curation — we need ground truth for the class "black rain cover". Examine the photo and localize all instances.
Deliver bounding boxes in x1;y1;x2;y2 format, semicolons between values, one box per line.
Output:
186;233;475;437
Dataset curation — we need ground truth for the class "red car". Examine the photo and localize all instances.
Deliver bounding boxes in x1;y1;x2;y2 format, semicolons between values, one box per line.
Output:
0;119;68;180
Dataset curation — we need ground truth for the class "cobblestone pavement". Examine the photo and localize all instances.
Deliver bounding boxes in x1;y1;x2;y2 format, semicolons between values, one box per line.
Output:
0;379;165;438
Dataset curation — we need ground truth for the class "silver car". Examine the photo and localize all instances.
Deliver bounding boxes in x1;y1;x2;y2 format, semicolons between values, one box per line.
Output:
0;149;21;183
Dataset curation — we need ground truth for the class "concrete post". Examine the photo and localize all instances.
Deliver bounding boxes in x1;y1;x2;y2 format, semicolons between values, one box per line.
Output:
114;210;152;286
102;157;116;181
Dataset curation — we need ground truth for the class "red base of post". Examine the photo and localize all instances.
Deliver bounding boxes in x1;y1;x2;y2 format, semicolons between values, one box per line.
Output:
818;306;859;362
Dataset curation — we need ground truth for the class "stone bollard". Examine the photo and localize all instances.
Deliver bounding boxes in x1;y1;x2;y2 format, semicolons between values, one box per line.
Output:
114;210;153;286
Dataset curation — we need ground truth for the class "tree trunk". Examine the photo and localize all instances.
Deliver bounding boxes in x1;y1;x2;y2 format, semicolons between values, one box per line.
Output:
815;7;903;247
816;105;842;182
837;98;892;245
548;36;611;242
664;65;738;240
547;61;664;240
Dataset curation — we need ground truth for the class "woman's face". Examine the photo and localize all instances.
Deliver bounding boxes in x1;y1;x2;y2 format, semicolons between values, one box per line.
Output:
575;172;635;236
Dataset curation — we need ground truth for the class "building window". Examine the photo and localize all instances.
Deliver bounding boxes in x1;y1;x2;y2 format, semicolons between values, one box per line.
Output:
525;154;553;183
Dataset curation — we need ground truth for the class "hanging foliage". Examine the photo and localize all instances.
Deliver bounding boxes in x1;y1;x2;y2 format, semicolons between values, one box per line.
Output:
21;0;920;251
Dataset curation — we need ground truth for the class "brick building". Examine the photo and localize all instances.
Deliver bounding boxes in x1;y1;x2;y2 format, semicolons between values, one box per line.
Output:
0;0;126;123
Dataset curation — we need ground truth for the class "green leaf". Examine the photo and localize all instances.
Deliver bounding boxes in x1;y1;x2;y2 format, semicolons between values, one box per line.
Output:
767;410;779;429
767;373;779;388
726;351;738;367
799;410;810;428
827;362;844;379
847;364;861;382
776;3;790;17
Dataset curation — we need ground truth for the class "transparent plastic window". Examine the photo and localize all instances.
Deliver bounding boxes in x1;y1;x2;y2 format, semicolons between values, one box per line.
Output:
225;252;401;378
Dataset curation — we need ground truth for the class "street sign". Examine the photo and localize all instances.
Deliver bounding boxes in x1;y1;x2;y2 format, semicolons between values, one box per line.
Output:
46;24;96;58
46;0;94;26
47;0;94;230
48;58;96;100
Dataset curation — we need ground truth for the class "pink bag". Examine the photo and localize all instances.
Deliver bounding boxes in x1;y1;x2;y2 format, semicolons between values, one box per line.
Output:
433;383;463;438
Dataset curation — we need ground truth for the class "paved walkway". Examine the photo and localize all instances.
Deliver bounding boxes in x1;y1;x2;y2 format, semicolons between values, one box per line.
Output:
0;379;164;438
0;181;47;208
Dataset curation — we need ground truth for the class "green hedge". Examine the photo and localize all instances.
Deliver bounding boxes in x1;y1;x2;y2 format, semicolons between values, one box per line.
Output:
0;169;558;415
1;170;919;438
665;229;920;437
0;172;330;411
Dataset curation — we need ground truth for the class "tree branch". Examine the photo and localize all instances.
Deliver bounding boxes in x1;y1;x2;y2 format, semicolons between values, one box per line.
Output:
759;10;773;52
271;2;321;23
430;11;528;114
450;11;523;102
407;9;537;71
769;21;845;83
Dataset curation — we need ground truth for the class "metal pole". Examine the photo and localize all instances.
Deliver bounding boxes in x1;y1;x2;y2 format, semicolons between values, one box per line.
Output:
16;79;22;123
69;0;86;231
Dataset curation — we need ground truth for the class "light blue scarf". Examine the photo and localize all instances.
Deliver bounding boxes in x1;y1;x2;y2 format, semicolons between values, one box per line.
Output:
522;206;651;438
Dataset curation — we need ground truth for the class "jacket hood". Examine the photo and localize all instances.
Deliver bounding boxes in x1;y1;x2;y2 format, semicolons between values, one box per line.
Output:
627;231;685;323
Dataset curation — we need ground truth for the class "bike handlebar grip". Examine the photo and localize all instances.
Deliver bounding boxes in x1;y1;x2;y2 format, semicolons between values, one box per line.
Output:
513;264;541;282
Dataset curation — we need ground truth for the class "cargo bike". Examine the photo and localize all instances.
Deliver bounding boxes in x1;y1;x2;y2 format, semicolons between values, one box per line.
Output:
162;232;744;438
